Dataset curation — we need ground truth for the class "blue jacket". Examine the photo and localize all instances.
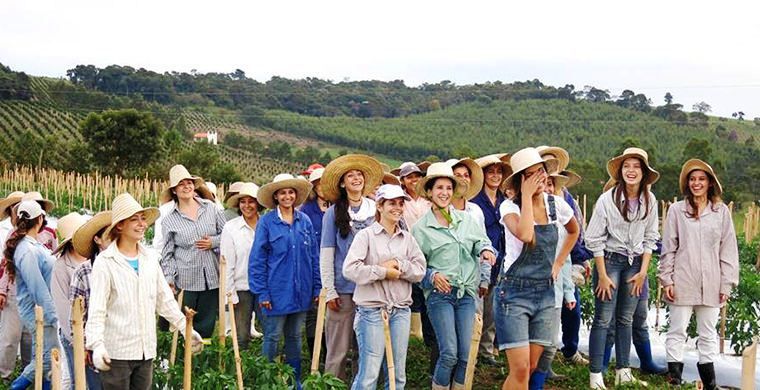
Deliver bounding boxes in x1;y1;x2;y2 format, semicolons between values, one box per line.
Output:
14;236;58;327
299;198;325;247
249;208;321;316
471;189;505;285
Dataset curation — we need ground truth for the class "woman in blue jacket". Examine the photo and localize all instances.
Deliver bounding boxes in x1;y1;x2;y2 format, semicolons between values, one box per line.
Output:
250;174;321;386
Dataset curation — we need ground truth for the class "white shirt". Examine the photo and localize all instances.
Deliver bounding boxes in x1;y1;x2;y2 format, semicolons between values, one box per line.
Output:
0;218;13;255
150;201;176;252
499;193;574;274
85;242;185;360
464;201;485;228
220;216;255;304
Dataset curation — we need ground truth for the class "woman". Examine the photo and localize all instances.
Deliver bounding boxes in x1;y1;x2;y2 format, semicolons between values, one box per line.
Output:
411;162;496;390
160;164;225;338
495;148;578;390
68;211;112;390
585;147;660;389
447;158;485;226
343;184;426;390
659;159;738;389
394;162;429;229
319;154;383;381
221;182;261;349
250;174;321;386
4;200;59;390
86;193;202;390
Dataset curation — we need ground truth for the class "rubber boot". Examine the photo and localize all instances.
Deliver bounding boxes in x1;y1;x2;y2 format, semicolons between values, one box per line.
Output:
601;343;612;374
286;359;302;390
9;376;32;390
697;362;718;390
634;340;667;375
528;371;548;390
667;362;684;385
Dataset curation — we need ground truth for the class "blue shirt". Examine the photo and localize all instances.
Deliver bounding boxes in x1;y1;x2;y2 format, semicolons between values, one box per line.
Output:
321;204;375;295
299;198;325;247
563;189;593;264
249;208;321;316
471;189;505;284
14;236;58;326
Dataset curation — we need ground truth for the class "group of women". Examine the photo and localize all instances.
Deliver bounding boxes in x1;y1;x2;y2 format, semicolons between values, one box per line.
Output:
0;144;739;390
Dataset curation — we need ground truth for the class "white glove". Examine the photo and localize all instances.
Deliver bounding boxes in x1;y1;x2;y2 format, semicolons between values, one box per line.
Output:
189;329;204;354
92;345;111;372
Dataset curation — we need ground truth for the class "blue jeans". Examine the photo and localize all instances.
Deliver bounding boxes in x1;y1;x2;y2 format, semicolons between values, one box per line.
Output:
560;287;582;358
261;311;307;363
20;324;59;382
61;335;102;390
493;278;555;350
589;253;641;373
351;307;410;390
426;288;476;387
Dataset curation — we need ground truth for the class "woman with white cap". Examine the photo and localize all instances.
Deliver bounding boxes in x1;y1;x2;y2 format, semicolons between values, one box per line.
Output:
494;148;578;390
4;200;59;390
86;193;203;389
585;147;660;388
318;154;384;381
250;173;320;387
659;159;738;389
343;184;426;390
221;182;262;349
411;162;496;390
160;164;225;338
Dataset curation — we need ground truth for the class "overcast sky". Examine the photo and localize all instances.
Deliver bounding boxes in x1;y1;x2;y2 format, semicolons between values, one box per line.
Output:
2;0;758;118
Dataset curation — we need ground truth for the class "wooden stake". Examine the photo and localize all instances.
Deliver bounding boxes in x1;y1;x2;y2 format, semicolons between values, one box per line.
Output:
218;256;227;348
227;293;244;390
381;309;396;390
720;301;728;354
655;281;662;328
35;305;43;390
51;348;61;390
310;288;327;374
169;290;185;367
741;338;757;390
464;313;483;390
71;297;86;390
183;306;197;390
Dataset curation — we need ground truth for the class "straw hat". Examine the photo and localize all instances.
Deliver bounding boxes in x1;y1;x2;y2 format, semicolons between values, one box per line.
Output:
536;146;570;173
321;154;384;202
548;174;570;196
606;147;660;186
205;182;219;200
379;163;400;186
257;174;312;210
562;170;582;189
159;164;214;204
103;193;160;239
502;147;559;193
52;213;88;255
0;191;25;220
446;158;484;200
679;159;723;196
72;211;112;259
21;192;55;214
223;181;245;203
308;168;325;183
226;183;261;208
415;162;469;201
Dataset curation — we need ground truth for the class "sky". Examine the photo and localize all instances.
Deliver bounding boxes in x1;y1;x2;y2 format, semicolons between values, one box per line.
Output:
2;0;759;118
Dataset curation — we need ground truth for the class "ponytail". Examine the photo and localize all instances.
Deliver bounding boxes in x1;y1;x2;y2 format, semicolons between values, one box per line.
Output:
3;213;42;282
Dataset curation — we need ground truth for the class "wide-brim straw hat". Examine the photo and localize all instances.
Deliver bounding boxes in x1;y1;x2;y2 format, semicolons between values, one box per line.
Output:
160;164;214;204
679;159;723;196
103;193;160;239
562;170;582;189
475;154;513;191
257;174;312;210
0;191;25;220
223;181;245;203
446;158;484;200
226;183;261;208
321;154;384;202
415;162;469;201
382;173;401;186
21;192;55;214
52;212;89;255
606;147;660;186
502;147;559;193
548;174;570;196
72;211;112;259
536;146;570;173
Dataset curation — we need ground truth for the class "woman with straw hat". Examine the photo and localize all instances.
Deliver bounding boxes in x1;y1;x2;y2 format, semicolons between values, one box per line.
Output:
152;168;214;253
159;164;226;338
220;183;262;349
68;211;112;390
4;200;60;390
585;147;660;388
658;159;738;389
446;158;485;226
494;148;578;390
86;193;202;389
250;174;320;387
411;162;496;390
318;154;383;381
49;212;89;386
342;184;426;390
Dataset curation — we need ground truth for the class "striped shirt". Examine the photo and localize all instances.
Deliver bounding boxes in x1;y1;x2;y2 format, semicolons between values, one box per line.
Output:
68;260;92;340
160;198;226;291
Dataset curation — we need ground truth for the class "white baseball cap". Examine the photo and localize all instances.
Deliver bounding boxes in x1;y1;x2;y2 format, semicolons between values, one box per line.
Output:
374;184;411;202
16;200;46;219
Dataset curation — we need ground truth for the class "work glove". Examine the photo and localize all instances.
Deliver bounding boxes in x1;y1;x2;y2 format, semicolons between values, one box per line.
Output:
92;345;111;372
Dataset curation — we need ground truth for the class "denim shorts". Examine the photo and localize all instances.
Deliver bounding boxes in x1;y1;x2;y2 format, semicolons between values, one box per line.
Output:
493;278;555;350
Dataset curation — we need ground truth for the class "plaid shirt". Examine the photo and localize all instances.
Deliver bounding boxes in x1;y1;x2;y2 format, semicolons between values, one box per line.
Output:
68;260;92;340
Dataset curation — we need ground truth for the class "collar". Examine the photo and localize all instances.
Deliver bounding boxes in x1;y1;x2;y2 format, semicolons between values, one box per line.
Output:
100;240;148;262
370;221;406;238
475;188;504;207
276;206;300;223
172;196;208;213
234;216;256;232
424;205;462;229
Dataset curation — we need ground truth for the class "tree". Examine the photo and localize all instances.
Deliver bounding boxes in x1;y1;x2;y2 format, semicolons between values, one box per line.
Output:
80;109;166;176
732;111;745;120
692;101;711;113
682;138;712;161
664;92;673;104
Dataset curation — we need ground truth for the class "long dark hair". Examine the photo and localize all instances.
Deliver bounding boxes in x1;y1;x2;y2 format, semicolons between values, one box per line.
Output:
3;214;44;282
683;170;720;220
335;186;351;238
612;157;651;222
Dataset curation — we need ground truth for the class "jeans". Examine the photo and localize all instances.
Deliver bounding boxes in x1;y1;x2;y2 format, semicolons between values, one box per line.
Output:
560;287;582;358
604;292;651;356
426;288;476;387
61;335;102;390
261;311;307;363
20;324;59;382
493;278;555;350
589;253;641;373
351;307;410;390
